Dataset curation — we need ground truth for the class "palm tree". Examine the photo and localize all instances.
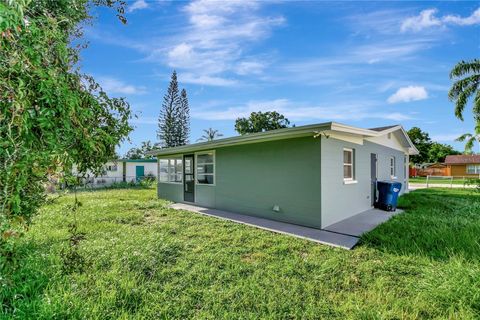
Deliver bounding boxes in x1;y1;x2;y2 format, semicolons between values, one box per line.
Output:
456;121;480;154
197;128;223;142
448;59;480;121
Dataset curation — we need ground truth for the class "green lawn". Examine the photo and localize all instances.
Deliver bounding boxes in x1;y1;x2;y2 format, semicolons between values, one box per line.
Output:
2;187;480;319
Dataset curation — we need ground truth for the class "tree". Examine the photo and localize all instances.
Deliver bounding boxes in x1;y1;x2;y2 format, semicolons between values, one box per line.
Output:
178;88;190;145
1;0;131;267
456;121;480;154
427;142;461;163
448;59;480;121
197;128;224;142
235;111;291;135
158;71;180;147
157;71;190;147
407;127;432;164
125;141;161;159
407;127;460;163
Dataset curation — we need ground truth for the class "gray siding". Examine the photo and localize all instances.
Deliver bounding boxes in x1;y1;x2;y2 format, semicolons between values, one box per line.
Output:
156;134;408;230
320;137;407;228
158;183;183;203
214;137;322;228
195;185;216;208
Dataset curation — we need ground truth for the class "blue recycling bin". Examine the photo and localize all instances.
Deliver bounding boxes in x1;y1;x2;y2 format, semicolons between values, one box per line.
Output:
375;181;402;211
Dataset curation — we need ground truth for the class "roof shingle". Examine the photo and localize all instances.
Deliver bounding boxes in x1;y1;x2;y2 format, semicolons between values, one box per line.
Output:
444;155;480;164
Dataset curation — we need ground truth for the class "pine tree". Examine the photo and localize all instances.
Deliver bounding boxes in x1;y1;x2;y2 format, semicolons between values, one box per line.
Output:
178;88;190;145
158;71;181;147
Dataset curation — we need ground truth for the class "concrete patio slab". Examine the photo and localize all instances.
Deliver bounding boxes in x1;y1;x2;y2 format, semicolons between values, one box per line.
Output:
323;208;402;237
170;203;365;249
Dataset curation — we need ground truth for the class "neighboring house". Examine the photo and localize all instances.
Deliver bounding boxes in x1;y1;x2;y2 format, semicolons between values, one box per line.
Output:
73;159;158;186
444;155;480;177
149;122;418;229
409;163;448;177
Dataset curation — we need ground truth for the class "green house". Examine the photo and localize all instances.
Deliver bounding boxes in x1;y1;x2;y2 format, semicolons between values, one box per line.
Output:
149;122;418;229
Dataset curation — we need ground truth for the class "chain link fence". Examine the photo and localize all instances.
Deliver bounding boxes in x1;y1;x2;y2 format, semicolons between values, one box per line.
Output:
46;174;156;193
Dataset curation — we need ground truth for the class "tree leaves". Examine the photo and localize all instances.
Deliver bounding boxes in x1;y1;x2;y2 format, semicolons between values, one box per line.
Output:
157;71;190;148
0;0;132;268
448;60;480;121
197;128;223;142
407;127;460;164
235;111;291;135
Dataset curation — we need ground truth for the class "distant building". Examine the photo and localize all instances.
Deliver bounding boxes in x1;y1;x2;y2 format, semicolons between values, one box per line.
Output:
73;159;157;186
445;155;480;177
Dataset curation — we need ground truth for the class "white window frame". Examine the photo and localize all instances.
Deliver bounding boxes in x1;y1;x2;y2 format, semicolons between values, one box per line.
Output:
195;150;215;186
390;156;397;179
466;164;480;174
158;156;183;184
343;148;356;184
106;164;118;172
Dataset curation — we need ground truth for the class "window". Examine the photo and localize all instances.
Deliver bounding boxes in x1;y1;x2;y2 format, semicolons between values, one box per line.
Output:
159;157;182;183
106;164;118;171
467;164;480;174
196;151;215;185
343;148;354;180
390;156;396;178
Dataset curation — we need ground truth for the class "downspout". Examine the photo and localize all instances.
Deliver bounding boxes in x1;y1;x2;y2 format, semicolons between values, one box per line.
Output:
122;161;126;182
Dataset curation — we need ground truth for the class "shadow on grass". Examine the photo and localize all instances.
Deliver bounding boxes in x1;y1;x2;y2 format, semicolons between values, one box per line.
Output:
360;188;480;261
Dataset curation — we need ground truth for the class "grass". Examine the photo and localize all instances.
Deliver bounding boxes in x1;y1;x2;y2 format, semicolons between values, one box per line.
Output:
1;187;480;319
409;177;473;185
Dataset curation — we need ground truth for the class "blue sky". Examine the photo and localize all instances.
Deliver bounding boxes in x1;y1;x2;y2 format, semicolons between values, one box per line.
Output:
82;1;480;155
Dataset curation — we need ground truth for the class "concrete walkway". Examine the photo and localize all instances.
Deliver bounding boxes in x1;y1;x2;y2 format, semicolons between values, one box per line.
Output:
170;203;401;250
323;208;401;237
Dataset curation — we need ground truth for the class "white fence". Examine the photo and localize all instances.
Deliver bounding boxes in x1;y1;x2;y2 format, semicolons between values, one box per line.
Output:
424;175;478;188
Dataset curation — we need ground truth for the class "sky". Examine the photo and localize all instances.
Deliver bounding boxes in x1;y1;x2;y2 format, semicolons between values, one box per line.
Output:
81;0;480;155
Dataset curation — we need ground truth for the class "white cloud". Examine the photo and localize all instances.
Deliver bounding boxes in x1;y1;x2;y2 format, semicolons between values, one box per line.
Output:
128;0;148;13
274;38;435;87
159;0;284;85
178;73;238;87
346;8;414;35
352;39;434;63
443;8;480;26
401;9;442;32
234;61;266;75
97;77;147;95
387;86;428;104
401;7;480;32
192;98;413;122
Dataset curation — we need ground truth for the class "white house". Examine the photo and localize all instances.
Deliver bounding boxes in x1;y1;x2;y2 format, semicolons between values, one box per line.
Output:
74;159;158;186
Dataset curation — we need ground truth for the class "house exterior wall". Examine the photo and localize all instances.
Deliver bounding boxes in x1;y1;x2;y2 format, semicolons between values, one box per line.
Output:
100;161;123;179
320;137;407;228
214;137;322;228
157;183;183;203
447;164;480;177
125;162;157;181
157;136;323;229
156;132;410;230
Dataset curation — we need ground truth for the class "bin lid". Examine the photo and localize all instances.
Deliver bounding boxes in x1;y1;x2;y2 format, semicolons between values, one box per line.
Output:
377;180;402;186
